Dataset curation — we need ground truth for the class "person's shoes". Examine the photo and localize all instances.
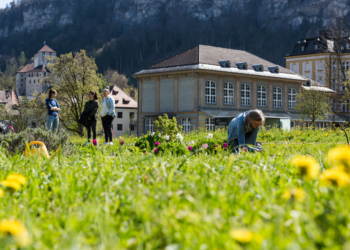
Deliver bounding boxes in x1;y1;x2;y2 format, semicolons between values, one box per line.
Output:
102;142;108;145
84;142;91;145
109;142;114;145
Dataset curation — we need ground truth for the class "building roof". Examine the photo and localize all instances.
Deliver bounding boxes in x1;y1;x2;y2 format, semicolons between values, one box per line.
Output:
286;30;350;57
136;45;307;81
37;45;56;53
109;85;137;109
302;85;335;93
18;64;34;73
27;65;51;73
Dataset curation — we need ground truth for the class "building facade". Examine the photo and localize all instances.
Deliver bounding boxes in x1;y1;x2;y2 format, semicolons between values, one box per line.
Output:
285;30;350;117
133;45;328;135
109;85;138;137
16;45;56;98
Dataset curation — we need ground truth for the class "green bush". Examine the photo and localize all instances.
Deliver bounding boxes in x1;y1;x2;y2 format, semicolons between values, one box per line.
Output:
0;128;70;154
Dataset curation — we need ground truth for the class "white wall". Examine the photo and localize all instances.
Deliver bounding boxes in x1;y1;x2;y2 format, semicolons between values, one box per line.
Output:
112;108;137;137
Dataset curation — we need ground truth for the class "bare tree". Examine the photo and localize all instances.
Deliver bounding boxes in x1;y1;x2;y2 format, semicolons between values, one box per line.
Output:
318;10;350;122
103;69;129;90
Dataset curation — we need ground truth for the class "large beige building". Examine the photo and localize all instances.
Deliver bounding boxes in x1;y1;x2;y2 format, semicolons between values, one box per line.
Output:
16;45;56;98
133;45;335;135
285;30;350;115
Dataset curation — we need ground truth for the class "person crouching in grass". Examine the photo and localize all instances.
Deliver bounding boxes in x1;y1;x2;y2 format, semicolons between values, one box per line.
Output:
227;109;265;153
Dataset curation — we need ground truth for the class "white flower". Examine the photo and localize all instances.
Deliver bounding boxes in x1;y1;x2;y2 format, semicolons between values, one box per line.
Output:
189;141;195;145
163;135;170;141
150;132;155;137
206;133;213;139
176;133;184;141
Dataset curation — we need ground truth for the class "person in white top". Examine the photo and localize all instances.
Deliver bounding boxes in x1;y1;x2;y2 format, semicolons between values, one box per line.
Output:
100;87;116;145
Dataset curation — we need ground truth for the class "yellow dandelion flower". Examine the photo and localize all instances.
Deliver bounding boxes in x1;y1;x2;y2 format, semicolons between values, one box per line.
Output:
6;174;26;185
282;188;306;201
1;180;21;192
327;146;350;174
0;188;4;198
0;219;31;247
291;155;319;179
230;229;253;244
320;169;350;188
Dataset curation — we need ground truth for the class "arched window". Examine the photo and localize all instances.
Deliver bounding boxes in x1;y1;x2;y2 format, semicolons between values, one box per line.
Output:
273;87;282;108
257;86;267;107
223;82;234;105
205;81;216;104
241;84;250;106
288;88;297;108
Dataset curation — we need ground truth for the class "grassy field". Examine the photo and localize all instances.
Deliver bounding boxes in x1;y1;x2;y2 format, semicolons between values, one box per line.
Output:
0;127;350;249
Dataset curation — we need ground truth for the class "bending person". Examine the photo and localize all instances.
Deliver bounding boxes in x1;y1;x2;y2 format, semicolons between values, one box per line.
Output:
46;89;60;133
100;87;116;145
83;91;99;145
227;109;265;153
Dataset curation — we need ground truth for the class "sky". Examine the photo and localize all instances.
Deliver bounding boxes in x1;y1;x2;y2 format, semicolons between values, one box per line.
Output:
0;0;12;9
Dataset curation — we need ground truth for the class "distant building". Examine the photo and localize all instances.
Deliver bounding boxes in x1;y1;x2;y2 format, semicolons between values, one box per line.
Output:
133;45;344;134
16;45;56;98
0;87;18;106
285;30;350;118
109;85;138;137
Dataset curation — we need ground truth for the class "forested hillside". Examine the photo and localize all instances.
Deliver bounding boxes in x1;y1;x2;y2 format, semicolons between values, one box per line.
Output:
0;0;348;87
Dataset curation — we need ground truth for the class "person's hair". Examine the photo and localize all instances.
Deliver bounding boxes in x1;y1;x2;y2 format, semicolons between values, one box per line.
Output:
247;109;265;128
89;91;98;100
103;87;110;93
48;89;57;99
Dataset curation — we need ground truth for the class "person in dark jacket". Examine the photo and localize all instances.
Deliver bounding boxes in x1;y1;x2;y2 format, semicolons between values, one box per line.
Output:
83;91;99;145
46;89;60;133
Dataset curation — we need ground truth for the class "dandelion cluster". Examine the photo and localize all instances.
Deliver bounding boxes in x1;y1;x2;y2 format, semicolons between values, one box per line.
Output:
1;174;26;193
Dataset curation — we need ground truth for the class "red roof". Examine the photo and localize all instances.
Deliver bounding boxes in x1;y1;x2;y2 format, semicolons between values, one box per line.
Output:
38;45;56;53
109;85;137;109
18;64;34;73
27;65;50;73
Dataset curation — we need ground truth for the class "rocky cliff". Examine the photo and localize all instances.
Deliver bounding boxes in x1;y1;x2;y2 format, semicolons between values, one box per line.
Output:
0;0;348;38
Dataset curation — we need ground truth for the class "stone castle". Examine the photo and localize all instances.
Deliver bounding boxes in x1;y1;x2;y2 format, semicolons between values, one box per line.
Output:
16;44;56;98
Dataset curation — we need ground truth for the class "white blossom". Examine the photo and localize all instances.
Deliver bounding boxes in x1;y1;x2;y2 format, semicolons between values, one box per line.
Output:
150;132;155;137
176;133;184;141
163;135;170;141
206;133;213;139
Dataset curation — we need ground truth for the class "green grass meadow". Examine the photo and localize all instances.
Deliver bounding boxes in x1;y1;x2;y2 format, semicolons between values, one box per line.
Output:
1;127;350;249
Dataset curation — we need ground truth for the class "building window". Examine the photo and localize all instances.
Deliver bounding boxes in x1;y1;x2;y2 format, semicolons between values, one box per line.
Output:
241;84;251;106
301;46;305;52
273;87;282;108
205;80;216;104
117;124;122;131
21;79;23;82
305;122;312;128
145;119;154;133
288;88;297;108
291;121;295;128
223;82;234;105
117;112;123;118
42;52;45;57
206;118;215;131
34;80;36;83
347;44;350;50
319;122;327;129
29;80;31;84
44;73;46;77
181;118;191;134
130;112;135;118
342;61;350;71
257;85;267;107
342;100;348;112
314;44;318;50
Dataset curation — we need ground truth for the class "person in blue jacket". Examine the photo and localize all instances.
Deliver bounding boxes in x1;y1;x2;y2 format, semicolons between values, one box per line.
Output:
100;87;116;145
227;109;265;153
46;89;60;133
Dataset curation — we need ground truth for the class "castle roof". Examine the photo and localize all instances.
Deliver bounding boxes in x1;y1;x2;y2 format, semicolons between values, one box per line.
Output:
37;45;56;53
18;64;34;73
27;65;50;73
109;85;137;109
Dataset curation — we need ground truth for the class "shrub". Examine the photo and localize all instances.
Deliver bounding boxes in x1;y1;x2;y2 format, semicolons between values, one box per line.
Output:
0;128;70;154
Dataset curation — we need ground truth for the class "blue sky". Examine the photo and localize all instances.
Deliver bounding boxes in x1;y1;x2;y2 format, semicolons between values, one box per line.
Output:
0;0;11;9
